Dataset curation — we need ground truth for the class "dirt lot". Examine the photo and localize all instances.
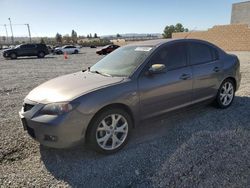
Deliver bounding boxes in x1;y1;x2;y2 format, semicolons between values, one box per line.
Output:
0;49;250;187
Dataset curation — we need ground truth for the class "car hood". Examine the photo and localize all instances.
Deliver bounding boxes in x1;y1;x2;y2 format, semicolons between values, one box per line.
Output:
26;71;124;104
3;48;15;53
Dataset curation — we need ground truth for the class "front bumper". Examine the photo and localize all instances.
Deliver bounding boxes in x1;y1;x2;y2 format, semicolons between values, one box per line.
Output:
19;100;92;148
3;52;9;58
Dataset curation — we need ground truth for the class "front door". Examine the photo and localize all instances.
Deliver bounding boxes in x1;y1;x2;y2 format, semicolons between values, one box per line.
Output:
138;43;193;119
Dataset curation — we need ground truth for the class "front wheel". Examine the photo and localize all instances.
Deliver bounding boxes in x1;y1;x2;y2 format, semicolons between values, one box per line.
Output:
102;50;107;55
215;79;235;108
10;53;17;59
87;108;132;154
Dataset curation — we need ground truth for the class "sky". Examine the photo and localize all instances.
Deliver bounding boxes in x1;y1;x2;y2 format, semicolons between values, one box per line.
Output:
0;0;245;37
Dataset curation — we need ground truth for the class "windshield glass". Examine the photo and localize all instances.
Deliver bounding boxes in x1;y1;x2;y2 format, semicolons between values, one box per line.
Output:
15;45;21;49
102;45;110;49
90;46;153;77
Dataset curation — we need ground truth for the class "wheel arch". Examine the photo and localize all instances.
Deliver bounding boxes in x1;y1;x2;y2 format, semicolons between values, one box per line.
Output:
85;103;135;142
223;77;237;89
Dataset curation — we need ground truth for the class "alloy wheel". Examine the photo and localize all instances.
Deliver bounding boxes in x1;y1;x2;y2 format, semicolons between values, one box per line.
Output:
220;81;234;106
96;114;128;150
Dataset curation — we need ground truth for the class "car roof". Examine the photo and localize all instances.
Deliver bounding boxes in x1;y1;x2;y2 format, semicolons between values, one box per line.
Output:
127;38;219;48
127;39;173;47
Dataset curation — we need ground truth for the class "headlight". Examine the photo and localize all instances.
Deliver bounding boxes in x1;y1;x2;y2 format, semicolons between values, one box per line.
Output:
40;102;77;115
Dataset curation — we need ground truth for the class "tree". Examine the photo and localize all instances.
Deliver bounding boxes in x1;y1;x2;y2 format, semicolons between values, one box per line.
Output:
116;33;121;38
63;34;71;44
2;36;6;43
94;33;98;38
89;33;92;38
175;23;185;32
55;33;62;43
71;30;78;43
162;23;189;38
40;38;45;44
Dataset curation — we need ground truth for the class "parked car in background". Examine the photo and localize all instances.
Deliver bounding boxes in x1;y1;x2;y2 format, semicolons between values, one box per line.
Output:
46;45;53;53
54;45;80;54
2;43;49;59
96;44;120;55
19;39;241;154
2;45;9;50
90;45;97;48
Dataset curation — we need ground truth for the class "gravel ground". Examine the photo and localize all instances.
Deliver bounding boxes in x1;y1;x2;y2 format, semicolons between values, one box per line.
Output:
0;49;250;187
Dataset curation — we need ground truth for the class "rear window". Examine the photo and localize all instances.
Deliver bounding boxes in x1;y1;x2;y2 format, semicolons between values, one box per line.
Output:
188;42;215;65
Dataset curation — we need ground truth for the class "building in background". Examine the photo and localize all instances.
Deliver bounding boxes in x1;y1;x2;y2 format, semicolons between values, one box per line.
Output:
173;1;250;51
231;1;250;25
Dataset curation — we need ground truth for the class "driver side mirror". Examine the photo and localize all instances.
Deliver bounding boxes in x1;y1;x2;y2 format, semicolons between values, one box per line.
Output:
145;64;166;76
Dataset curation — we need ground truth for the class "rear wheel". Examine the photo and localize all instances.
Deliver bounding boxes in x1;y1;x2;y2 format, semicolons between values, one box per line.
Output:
10;53;17;59
215;79;235;108
74;50;78;54
37;51;45;58
87;108;132;154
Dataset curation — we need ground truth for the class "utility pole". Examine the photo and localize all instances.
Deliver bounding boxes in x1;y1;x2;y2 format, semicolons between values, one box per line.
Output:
26;24;31;43
4;24;9;44
8;18;14;44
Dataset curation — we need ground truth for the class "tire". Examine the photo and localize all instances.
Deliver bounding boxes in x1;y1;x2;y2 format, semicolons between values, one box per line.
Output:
10;53;17;59
102;50;107;55
215;78;235;109
87;108;132;154
74;50;78;54
37;51;45;58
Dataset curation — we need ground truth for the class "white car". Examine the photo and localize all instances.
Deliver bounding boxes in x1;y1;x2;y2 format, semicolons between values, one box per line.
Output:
54;45;80;54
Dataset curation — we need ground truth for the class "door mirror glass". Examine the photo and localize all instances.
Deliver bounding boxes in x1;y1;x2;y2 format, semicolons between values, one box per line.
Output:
148;64;166;74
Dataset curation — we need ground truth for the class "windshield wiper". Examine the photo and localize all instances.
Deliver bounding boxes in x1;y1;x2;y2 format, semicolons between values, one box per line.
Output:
91;70;112;77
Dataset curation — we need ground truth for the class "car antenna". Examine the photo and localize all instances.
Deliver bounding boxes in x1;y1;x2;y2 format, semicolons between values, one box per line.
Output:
184;27;197;39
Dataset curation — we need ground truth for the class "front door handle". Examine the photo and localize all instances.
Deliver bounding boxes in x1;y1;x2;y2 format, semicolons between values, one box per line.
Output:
180;73;191;80
213;67;220;72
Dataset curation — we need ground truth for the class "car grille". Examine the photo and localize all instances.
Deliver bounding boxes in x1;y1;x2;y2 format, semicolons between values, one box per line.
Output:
23;103;35;112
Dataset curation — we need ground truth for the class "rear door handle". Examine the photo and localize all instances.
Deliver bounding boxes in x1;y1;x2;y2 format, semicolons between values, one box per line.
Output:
213;67;220;72
180;73;191;80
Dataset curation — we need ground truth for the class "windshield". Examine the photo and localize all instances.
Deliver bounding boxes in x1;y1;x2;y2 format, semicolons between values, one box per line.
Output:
90;46;153;77
15;45;21;49
102;45;110;49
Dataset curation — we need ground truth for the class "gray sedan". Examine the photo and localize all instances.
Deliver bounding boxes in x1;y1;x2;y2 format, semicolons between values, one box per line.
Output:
19;39;241;154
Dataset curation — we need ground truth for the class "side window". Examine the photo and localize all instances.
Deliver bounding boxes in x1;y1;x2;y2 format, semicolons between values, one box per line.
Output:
20;45;29;49
21;44;35;49
30;44;36;48
210;48;219;61
150;44;187;70
189;42;214;65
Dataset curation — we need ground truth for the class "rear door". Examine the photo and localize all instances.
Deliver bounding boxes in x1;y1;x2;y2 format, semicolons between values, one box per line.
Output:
138;43;193;119
188;42;223;103
19;44;36;56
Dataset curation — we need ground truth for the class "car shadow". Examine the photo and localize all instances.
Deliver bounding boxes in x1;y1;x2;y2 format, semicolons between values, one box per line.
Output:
12;56;56;60
5;56;55;61
39;96;250;187
52;52;83;55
